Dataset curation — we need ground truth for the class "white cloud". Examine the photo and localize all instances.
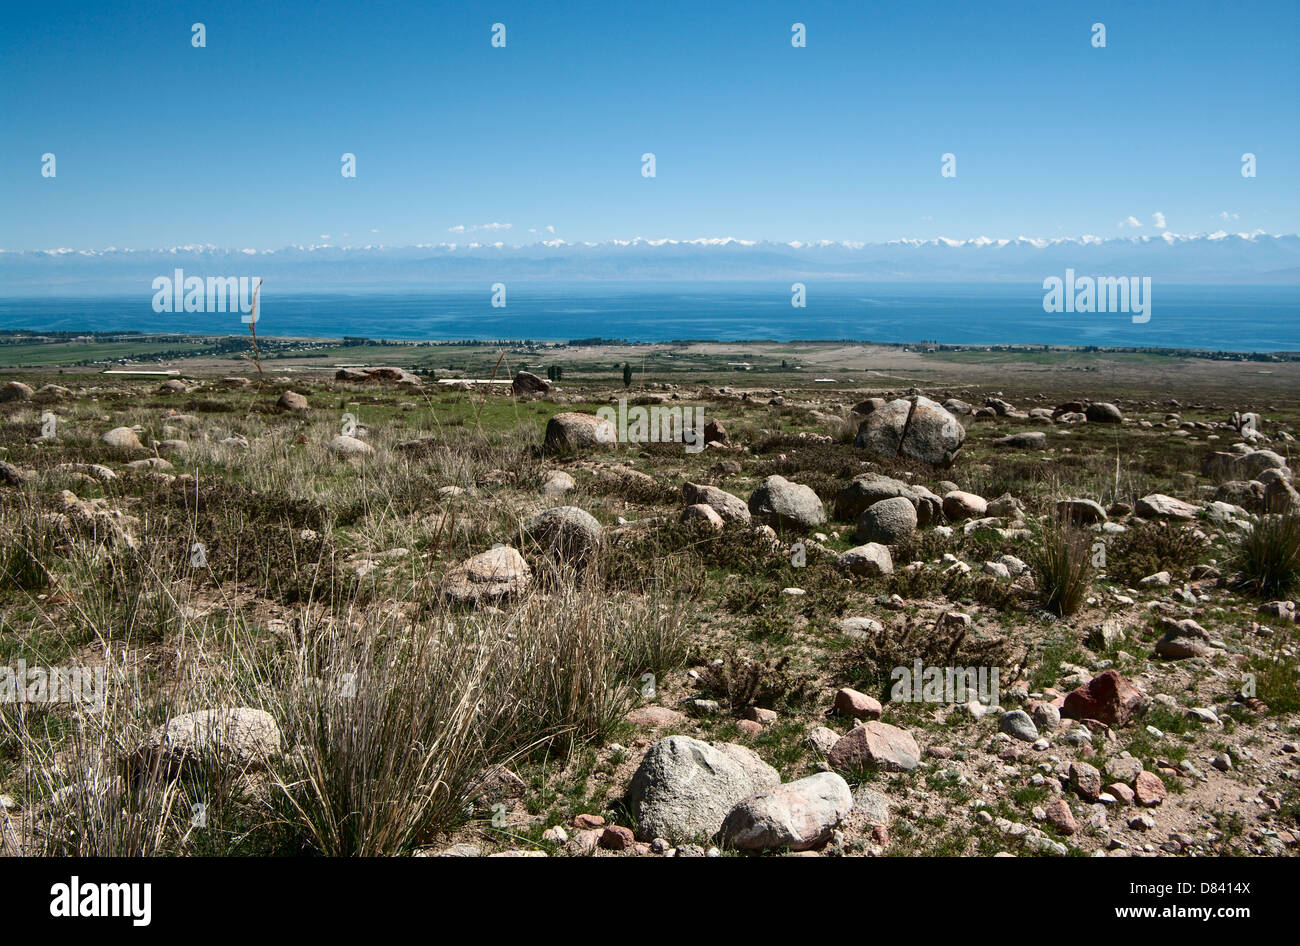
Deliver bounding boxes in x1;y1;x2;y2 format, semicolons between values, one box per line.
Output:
1218;211;1240;222
1152;212;1166;229
448;222;513;233
1118;216;1142;228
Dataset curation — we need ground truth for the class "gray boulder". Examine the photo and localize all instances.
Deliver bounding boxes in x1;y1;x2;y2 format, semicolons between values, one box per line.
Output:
837;543;894;577
1057;498;1108;525
1154;618;1213;659
0;381;34;402
627;736;780;842
995;431;1047;449
101;427;143;451
1265;478;1300;513
683;482;751;523
854;496;917;545
543;412;617;452
1135;493;1198;520
854;395;966;467
833;473;917;521
523;506;602;564
747;475;826;530
141;707;281;774
1240;450;1287;480
511;371;551;396
442;546;532;604
1085;402;1123;423
720;772;853;852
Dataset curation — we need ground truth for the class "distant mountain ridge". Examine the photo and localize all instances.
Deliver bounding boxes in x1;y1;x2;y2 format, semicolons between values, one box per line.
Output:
3;233;1297;294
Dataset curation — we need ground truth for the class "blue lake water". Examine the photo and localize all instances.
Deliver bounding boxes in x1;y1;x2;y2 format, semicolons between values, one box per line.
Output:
1;282;1296;351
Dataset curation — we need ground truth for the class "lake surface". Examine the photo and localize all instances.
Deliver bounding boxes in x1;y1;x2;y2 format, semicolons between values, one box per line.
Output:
1;282;1296;351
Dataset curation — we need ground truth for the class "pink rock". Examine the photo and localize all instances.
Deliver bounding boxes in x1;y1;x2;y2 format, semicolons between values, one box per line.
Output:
1108;782;1136;805
1070;761;1102;801
828;721;920;772
1045;798;1077;835
599;825;635;850
1134;771;1167;807
736;720;763;737
573;813;606;829
1061;670;1147;727
680;503;725;531
833;687;883;720
569;829;601;855
626;706;686;728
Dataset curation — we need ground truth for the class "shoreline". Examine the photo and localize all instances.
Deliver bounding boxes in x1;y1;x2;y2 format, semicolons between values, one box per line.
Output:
2;330;1297;361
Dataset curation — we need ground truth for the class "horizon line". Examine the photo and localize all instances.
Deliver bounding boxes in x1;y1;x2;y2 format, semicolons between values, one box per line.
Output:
4;229;1296;256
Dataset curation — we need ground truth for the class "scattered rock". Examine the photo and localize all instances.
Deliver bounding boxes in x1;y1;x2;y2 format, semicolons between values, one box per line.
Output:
328;434;373;457
511;371;551;396
1057;498;1108;525
626;736;780;841
720;772;853;852
1045;797;1077;835
1070;760;1103;801
828;721;920;772
833;688;883;719
627;706;687;728
682;482;751;523
837;543;894;577
539;470;576;497
854;496;918;545
523;506;603;564
942;490;987;521
442;546;532;604
1061;670;1147;727
544;412;617;452
1135;493;1198;520
1085;402;1123;424
276;390;308;412
1000;710;1038;742
1134;771;1167;807
747;475;826;530
1154;618;1213;659
854;395;966;467
681;503;725;530
101;427;143;451
139;707;281;774
0;381;34;402
996;432;1047;449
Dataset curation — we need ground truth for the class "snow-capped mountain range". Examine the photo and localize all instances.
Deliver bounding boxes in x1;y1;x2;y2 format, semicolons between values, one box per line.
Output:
2;232;1297;293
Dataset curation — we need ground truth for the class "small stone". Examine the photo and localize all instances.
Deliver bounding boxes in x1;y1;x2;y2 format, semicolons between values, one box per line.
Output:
1134;771;1167;807
1070;761;1103;801
1045;798;1078;835
1031;702;1062;732
999;710;1038;743
599;825;635;850
833;687;883;720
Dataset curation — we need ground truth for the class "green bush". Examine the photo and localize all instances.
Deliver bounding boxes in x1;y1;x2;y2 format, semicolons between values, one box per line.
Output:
1108;519;1204;585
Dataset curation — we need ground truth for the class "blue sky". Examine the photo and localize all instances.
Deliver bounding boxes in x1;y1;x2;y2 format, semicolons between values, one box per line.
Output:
2;0;1297;250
